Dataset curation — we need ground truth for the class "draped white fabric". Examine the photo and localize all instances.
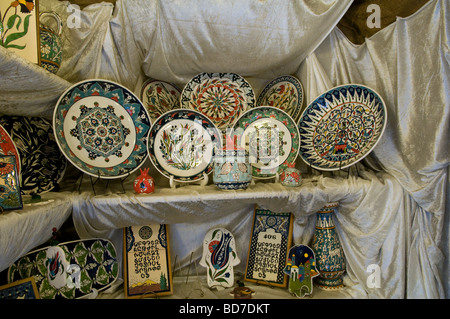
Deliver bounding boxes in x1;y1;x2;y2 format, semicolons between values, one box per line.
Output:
294;0;449;298
0;0;448;299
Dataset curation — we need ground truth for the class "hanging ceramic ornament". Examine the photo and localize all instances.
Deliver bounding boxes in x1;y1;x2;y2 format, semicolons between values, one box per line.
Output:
312;202;346;289
199;228;240;289
133;168;155;194
283;245;319;298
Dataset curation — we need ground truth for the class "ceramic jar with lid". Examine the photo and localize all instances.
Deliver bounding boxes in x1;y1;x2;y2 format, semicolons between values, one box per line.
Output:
213;135;252;190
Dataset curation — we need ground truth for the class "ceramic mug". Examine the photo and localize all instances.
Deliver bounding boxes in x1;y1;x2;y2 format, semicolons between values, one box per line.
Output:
213;148;252;190
39;11;63;74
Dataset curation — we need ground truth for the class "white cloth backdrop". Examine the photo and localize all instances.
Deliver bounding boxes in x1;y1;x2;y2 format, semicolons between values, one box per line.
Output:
0;0;448;299
294;0;449;298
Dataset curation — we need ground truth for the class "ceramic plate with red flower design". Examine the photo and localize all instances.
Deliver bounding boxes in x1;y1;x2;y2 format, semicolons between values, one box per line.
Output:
53;80;151;179
140;79;181;123
181;73;255;132
256;75;304;122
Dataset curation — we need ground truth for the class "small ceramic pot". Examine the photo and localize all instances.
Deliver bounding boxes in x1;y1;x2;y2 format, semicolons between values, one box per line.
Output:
280;163;302;187
213;144;252;191
133;168;155;194
39;12;63;74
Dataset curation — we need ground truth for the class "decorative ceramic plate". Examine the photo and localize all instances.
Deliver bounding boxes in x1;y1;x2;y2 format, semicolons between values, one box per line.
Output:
53;80;151;179
256;75;304;121
8;238;119;299
181;73;255;131
233;106;300;179
0;116;67;194
140;79;181;123
298;84;387;171
147;109;222;182
0;124;20;174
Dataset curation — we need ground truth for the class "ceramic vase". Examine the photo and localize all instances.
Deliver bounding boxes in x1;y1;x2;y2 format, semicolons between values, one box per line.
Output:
39;12;63;74
280;162;302;187
133;168;155;194
213;136;251;190
312;202;346;289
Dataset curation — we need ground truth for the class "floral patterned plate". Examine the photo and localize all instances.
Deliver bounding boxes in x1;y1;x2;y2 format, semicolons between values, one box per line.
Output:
0;116;67;194
232;106;300;179
180;73;255;132
140;79;181;123
298;84;387;171
53;80;151;179
147;109;222;182
256;75;304;122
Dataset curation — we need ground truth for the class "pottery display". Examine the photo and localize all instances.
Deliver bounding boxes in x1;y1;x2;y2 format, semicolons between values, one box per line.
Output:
311;202;346;289
39;12;63;74
213;136;251;190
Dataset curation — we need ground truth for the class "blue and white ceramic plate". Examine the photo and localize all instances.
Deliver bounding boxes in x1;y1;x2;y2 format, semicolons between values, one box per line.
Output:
256;75;304;122
233;106;300;179
53;80;151;179
298;84;387;171
147;109;222;182
181;73;255;132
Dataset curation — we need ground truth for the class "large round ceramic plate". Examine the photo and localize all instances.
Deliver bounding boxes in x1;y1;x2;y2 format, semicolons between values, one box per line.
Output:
256;75;304;122
233;106;300;179
298;84;387;171
53;79;151;179
0;116;67;194
0;123;20;174
140;79;181;123
180;73;255;132
148;109;222;182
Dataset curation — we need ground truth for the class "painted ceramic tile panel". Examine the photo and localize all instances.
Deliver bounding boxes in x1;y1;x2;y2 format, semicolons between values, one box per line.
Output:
200;228;240;289
123;224;173;298
245;209;293;287
0;277;39;299
0;155;22;211
0;0;40;64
